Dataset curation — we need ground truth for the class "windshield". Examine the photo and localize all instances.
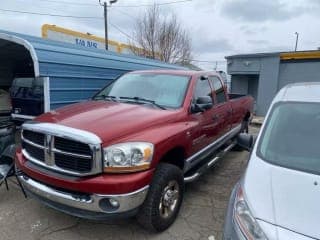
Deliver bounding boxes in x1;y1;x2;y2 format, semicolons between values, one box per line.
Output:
258;102;320;175
94;73;190;108
10;78;43;99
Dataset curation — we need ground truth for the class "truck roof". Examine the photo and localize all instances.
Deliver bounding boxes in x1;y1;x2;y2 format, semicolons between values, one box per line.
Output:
132;69;218;76
275;82;320;103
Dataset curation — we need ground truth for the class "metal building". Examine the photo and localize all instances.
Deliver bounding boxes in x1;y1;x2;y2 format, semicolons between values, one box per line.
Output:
226;51;320;116
0;30;184;120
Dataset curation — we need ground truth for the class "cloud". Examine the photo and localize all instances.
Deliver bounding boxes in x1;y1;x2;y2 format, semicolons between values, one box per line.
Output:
1;0;320;71
251;44;292;53
193;38;234;54
247;39;269;45
221;0;310;22
240;25;268;35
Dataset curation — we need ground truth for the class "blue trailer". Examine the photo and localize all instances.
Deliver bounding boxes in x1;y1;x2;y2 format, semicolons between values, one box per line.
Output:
0;30;185;122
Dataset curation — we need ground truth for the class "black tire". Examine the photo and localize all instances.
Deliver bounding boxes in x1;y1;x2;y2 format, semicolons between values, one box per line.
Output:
137;163;184;232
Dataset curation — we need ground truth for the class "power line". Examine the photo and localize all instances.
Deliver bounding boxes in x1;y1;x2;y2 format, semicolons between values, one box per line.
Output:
109;22;137;42
0;2;218;64
107;23;225;64
110;0;193;8
190;59;226;63
111;8;136;20
22;0;192;7
30;0;99;6
0;8;102;19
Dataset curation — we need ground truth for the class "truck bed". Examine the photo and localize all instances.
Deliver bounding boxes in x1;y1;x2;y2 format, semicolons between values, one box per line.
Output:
228;93;248;100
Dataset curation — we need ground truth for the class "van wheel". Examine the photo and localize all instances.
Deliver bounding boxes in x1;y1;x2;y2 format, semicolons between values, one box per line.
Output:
137;163;184;232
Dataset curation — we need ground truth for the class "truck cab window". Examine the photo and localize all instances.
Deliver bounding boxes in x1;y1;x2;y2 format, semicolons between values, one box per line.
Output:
10;77;44;117
210;76;226;104
11;78;43;98
193;78;213;101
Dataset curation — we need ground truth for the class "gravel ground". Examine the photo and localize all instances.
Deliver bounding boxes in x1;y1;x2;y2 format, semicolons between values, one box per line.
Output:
0;126;260;240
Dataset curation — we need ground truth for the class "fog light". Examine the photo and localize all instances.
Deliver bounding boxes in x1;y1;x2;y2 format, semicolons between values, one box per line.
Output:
99;198;120;212
109;198;119;208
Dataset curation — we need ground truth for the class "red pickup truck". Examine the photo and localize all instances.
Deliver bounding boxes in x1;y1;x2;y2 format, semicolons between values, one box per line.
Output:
16;70;253;232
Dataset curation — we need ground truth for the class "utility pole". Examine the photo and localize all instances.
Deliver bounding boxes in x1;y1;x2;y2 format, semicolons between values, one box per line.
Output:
99;0;118;51
294;32;299;51
103;1;108;50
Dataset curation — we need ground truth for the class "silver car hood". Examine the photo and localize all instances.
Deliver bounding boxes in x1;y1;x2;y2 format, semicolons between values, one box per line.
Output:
244;154;320;240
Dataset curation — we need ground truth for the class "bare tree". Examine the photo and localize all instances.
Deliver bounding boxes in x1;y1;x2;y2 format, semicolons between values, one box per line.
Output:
129;5;192;64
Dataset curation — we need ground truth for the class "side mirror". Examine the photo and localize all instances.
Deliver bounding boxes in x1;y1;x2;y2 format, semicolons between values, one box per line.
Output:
192;96;213;113
236;133;254;151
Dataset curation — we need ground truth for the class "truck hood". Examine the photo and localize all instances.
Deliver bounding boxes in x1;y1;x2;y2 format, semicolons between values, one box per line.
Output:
36;100;181;144
244;155;320;239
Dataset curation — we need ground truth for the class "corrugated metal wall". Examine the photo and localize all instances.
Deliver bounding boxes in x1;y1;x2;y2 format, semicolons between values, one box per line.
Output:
1;31;185;110
278;60;320;89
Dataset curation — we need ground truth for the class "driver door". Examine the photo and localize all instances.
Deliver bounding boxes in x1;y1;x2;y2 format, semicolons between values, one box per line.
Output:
189;77;222;154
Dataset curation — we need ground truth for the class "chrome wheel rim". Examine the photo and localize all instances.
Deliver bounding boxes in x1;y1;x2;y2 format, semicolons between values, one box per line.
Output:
159;180;179;219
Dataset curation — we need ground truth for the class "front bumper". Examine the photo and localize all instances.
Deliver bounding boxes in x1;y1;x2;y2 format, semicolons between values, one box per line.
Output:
18;173;149;220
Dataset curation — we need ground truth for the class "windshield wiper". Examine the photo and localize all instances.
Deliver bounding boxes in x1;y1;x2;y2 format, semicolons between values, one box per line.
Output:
119;97;166;110
94;95;118;102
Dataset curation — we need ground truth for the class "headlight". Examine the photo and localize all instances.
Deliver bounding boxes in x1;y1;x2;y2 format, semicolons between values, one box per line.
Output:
234;185;267;240
103;142;154;173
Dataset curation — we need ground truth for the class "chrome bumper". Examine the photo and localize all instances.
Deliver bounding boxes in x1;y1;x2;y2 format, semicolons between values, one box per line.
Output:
18;174;149;214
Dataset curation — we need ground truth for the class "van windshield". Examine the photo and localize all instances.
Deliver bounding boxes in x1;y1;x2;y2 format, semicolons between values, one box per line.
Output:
94;73;190;108
258;102;320;175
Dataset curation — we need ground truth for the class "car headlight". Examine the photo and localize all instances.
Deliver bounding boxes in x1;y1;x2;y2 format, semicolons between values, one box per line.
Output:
234;185;268;240
103;142;154;173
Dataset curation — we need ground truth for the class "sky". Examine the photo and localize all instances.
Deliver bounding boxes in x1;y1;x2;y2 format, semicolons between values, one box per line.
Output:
0;0;320;70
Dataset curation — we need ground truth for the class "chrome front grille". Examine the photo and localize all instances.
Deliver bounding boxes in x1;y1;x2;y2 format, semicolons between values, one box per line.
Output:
23;130;45;146
22;141;45;162
21;122;102;176
54;137;92;156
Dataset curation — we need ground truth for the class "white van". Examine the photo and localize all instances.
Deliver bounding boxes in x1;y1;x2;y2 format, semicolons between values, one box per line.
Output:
223;82;320;240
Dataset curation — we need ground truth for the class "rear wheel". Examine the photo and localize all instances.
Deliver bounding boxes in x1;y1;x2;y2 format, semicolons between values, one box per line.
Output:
137;163;184;232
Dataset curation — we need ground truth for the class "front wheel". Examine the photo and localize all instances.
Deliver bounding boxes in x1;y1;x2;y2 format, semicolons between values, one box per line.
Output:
137;163;184;232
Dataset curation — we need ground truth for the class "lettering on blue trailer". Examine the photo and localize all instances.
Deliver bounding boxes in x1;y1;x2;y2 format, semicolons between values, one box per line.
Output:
87;41;98;48
76;39;98;48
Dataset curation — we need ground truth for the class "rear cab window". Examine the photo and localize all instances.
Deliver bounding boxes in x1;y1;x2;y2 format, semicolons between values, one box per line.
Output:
209;76;227;104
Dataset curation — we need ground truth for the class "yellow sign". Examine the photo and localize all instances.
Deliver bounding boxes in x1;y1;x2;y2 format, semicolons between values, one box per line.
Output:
41;24;153;57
